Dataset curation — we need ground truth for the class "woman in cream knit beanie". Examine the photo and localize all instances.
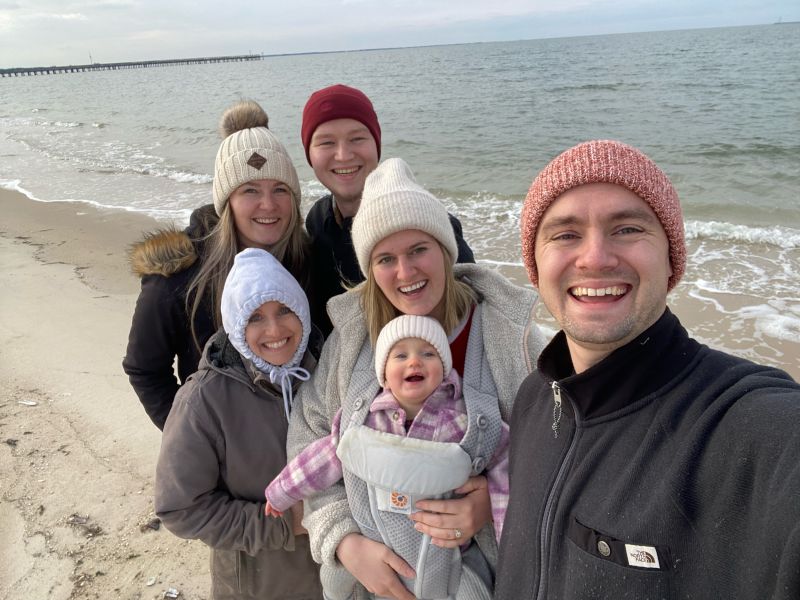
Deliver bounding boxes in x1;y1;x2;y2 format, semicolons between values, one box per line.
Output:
286;156;548;597
212;101;301;217
351;158;458;276
350;158;471;342
123;99;315;433
188;100;311;336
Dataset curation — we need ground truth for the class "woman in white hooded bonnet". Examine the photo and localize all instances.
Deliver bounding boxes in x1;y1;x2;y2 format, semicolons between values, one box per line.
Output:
154;248;323;600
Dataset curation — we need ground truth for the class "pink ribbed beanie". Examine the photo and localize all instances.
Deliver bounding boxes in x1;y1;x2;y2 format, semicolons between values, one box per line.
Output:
521;140;685;290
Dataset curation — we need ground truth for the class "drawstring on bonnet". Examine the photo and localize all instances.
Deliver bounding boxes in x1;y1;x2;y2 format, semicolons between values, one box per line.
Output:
221;248;312;420
269;364;310;421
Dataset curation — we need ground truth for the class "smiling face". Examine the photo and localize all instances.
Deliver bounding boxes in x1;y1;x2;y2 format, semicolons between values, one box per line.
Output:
384;337;444;418
307;118;379;214
228;179;293;250
534;182;672;372
244;301;303;367
371;230;447;322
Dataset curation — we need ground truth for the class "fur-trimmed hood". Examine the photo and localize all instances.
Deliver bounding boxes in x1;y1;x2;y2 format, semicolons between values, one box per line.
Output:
128;204;218;277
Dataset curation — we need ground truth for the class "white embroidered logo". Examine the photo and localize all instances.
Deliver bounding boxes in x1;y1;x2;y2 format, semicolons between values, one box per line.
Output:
625;544;660;569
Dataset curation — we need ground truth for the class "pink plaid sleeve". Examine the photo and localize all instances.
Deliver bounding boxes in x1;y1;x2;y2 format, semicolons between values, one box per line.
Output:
265;409;345;512
485;421;510;542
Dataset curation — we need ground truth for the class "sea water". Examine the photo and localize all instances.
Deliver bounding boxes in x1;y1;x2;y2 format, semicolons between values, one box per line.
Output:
1;23;798;374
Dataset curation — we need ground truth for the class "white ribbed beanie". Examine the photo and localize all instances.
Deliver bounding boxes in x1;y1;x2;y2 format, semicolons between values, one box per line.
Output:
351;158;458;275
212;127;301;216
374;315;452;387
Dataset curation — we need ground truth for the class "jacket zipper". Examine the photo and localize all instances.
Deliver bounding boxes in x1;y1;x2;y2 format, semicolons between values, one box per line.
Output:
551;382;562;438
536;383;579;600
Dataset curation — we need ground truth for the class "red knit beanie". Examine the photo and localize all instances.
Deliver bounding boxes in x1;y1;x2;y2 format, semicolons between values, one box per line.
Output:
300;84;381;165
521;140;685;290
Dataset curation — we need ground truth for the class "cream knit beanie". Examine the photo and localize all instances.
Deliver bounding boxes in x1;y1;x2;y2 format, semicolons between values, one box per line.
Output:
374;315;452;387
521;140;686;290
212;103;301;216
351;158;458;276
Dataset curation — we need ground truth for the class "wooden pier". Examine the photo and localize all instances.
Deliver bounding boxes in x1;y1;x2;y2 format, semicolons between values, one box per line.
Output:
1;54;264;77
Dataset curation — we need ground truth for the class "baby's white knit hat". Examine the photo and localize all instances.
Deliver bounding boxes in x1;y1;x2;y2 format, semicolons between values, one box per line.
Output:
351;158;458;275
374;315;452;387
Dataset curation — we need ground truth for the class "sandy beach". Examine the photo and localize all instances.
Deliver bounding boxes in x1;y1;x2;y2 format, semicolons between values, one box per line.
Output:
1;186;797;600
0;188;209;599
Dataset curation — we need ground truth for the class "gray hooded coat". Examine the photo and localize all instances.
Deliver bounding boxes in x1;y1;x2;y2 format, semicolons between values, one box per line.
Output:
155;249;323;599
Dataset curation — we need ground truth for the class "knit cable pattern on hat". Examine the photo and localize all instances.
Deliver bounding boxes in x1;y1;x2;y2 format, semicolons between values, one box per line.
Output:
212;127;301;216
521;140;686;290
351;158;458;276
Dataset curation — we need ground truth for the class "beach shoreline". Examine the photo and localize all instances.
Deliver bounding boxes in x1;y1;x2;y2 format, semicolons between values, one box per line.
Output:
0;188;210;599
1;187;798;599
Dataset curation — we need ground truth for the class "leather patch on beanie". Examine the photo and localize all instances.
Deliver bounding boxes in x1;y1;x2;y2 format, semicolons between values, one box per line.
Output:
247;152;267;169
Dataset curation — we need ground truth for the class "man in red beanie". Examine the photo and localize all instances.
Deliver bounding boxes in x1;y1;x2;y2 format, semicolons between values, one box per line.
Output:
495;140;800;600
301;84;474;335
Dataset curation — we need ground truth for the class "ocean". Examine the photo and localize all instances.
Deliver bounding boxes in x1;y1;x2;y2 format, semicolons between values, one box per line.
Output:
1;24;798;375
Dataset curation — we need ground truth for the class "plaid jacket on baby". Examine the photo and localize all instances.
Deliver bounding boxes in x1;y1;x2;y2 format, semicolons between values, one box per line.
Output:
265;369;510;540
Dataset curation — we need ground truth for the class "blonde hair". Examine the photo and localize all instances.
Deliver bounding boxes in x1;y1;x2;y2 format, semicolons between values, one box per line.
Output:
361;244;476;346
187;99;309;349
187;189;309;350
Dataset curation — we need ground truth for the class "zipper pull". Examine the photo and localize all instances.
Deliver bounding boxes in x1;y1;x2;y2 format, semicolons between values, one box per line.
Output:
551;382;562;439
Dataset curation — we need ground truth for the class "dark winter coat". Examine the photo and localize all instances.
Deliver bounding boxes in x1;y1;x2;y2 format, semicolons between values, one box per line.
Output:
122;204;316;429
155;327;324;599
123;204;218;429
305;193;477;336
495;309;800;600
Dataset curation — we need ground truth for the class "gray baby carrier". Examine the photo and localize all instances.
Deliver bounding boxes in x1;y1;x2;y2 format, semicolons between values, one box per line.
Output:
337;307;502;600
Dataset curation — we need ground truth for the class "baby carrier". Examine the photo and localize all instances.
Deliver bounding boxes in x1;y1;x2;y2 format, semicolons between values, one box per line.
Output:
337;307;502;600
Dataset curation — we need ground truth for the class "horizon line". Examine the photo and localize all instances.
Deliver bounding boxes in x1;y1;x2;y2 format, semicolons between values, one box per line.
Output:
1;21;793;71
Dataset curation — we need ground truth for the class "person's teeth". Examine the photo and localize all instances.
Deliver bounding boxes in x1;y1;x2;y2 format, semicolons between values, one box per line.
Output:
333;167;358;174
400;281;426;293
571;286;626;297
254;217;278;224
264;338;288;349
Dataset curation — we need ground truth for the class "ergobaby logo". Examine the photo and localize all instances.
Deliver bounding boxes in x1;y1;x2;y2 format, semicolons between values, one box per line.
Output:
624;544;660;569
390;491;409;510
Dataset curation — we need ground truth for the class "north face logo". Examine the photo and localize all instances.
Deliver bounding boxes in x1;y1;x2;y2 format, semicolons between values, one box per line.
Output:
630;550;656;563
624;543;661;569
247;152;267;169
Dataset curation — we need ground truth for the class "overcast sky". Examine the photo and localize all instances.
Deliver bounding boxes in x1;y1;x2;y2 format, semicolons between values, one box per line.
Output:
1;0;797;68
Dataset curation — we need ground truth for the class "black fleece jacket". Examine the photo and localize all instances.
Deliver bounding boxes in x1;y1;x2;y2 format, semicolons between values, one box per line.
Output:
496;309;800;600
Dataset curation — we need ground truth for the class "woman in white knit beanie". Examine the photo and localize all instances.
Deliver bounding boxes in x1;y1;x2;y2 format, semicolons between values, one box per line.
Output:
287;158;548;599
124;99;315;431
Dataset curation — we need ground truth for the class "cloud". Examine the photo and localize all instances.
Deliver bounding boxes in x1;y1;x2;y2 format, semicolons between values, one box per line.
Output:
1;0;797;67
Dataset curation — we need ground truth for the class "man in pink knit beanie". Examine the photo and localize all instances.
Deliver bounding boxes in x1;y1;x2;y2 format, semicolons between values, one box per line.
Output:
495;140;800;600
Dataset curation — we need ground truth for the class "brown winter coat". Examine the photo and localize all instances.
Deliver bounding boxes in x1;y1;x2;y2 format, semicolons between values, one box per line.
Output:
155;327;323;599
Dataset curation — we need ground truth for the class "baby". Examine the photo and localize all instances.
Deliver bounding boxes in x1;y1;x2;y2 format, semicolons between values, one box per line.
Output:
266;315;509;600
